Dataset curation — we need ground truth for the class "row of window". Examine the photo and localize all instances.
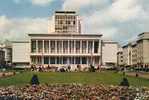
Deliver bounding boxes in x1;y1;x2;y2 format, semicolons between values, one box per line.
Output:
31;57;88;64
55;15;76;20
56;20;76;25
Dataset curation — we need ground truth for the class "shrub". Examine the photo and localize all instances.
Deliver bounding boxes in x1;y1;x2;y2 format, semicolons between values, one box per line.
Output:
30;74;40;85
120;77;129;87
89;65;95;72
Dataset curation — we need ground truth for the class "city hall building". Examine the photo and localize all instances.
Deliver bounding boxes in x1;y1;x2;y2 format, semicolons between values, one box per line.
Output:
29;33;102;68
12;11;118;69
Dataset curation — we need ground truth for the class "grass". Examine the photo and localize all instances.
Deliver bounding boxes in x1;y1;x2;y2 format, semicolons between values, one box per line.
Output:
0;71;149;87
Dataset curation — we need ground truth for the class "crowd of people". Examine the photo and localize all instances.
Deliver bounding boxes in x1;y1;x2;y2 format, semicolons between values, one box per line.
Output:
0;84;149;100
30;64;101;72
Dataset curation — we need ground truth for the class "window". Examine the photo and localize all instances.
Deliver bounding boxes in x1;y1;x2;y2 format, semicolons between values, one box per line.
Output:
76;41;80;53
50;57;55;64
51;41;55;53
44;41;49;53
63;41;68;53
82;57;87;64
88;41;92;53
38;41;42;53
82;41;86;53
31;40;36;53
76;57;80;64
44;57;49;64
73;21;75;25
94;41;99;53
37;56;42;64
63;57;67;64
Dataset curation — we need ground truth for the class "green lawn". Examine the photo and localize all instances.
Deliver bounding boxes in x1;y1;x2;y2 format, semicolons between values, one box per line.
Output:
0;71;149;87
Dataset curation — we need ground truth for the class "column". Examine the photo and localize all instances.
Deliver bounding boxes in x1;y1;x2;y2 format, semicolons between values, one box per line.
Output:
86;40;88;54
80;40;82;54
49;57;50;64
68;40;70;54
98;39;101;66
36;40;38;53
49;40;51;53
92;40;94;54
42;40;44;65
42;56;44;65
87;57;89;65
55;57;57;65
74;40;76;54
62;40;63;54
74;57;75;64
43;40;44;53
55;40;57;54
62;57;63;64
98;39;101;54
80;57;82;64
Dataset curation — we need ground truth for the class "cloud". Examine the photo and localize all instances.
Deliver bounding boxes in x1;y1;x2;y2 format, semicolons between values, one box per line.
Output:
62;0;110;11
31;0;53;6
76;0;149;44
3;0;149;44
0;16;54;41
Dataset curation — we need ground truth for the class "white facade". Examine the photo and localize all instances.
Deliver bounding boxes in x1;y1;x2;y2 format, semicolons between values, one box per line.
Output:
11;11;119;69
102;40;118;67
12;42;30;67
29;33;102;69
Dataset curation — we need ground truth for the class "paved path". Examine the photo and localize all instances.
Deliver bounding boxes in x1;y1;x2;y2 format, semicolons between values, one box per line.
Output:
126;72;149;79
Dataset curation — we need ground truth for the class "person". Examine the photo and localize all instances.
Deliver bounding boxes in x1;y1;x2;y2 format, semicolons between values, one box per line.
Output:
136;73;139;77
68;65;71;72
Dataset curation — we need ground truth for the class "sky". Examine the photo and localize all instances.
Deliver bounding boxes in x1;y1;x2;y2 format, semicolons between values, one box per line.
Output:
0;0;149;44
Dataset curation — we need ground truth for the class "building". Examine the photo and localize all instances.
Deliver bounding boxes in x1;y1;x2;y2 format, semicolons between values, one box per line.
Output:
0;42;12;67
122;43;132;66
122;32;149;67
55;11;81;33
4;44;12;65
12;11;119;69
137;32;149;67
12;41;30;68
29;34;102;70
102;40;118;67
117;47;124;67
131;42;137;66
0;48;5;67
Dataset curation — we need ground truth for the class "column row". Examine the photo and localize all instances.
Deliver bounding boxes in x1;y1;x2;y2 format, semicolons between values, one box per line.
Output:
31;40;100;54
31;56;100;65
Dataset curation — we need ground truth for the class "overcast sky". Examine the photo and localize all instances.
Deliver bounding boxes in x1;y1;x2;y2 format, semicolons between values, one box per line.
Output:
0;0;149;44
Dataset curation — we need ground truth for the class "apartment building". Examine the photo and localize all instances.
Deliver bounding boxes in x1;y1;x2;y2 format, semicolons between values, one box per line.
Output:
122;32;149;67
122;43;132;66
137;32;149;66
117;47;124;66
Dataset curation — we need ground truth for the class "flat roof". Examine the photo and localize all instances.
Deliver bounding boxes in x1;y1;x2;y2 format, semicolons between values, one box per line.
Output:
28;33;102;37
102;40;118;44
12;41;29;43
55;11;76;14
138;32;149;36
